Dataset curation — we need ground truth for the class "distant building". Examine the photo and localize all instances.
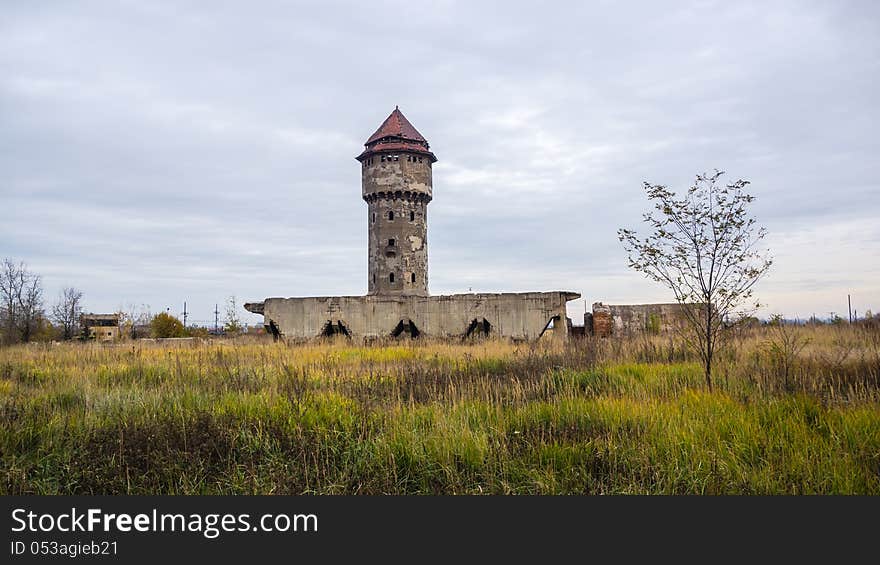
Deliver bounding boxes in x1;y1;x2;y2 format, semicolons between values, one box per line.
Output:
81;313;120;341
589;302;695;337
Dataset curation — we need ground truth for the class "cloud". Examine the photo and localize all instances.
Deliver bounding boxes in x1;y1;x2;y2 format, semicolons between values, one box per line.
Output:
1;0;878;324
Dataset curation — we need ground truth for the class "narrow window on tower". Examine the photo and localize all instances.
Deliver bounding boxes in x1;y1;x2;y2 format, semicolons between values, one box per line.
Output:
388;238;395;247
390;273;395;283
409;211;415;221
372;213;375;223
388;211;394;220
411;273;416;283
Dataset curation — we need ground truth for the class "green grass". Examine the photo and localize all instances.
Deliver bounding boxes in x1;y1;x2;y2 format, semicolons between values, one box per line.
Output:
1;328;878;494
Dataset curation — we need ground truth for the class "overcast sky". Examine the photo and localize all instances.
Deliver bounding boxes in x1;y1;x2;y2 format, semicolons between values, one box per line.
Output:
2;0;878;325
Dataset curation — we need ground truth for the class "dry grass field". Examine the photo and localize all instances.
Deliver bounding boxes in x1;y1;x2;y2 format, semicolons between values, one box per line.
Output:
1;323;878;494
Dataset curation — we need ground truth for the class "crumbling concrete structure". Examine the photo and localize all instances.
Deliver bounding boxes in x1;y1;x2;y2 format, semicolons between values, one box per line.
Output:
589;302;693;337
248;292;577;341
81;313;119;342
246;108;579;341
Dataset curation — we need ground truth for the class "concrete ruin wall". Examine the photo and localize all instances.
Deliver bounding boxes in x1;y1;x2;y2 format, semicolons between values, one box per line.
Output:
590;302;692;337
246;291;579;341
81;314;120;342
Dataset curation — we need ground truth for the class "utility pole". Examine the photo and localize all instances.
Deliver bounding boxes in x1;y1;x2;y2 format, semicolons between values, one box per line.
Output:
214;304;220;334
848;294;852;323
182;301;188;327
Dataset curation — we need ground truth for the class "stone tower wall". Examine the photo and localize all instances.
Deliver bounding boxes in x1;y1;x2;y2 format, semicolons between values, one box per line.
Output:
362;152;432;296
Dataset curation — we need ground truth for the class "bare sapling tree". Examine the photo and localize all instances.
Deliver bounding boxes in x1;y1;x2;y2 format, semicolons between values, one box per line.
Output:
0;260;17;344
765;314;810;391
224;295;243;335
118;303;153;339
52;287;84;340
618;170;772;389
0;258;44;344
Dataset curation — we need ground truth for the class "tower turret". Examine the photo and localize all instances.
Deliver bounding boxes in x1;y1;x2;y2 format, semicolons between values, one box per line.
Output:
357;107;436;296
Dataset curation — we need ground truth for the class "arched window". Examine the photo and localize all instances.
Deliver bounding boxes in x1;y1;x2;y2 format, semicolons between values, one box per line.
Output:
390;273;395;283
388;211;394;220
388;238;395;247
409;211;415;221
411;273;416;283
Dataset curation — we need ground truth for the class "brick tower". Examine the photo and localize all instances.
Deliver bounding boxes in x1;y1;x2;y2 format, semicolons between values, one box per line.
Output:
357;107;436;296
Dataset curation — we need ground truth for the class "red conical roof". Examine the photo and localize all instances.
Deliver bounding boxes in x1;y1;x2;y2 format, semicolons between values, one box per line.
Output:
357;107;437;163
366;107;427;144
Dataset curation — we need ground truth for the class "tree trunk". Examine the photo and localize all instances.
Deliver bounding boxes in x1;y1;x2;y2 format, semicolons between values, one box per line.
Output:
705;305;713;391
705;353;712;391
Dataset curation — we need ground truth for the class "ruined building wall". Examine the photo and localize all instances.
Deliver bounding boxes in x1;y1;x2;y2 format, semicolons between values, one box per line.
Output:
246;291;578;341
591;303;613;337
590;302;693;337
362;152;431;296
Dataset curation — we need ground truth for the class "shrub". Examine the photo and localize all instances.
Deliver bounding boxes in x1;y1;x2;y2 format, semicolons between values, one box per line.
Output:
150;312;185;338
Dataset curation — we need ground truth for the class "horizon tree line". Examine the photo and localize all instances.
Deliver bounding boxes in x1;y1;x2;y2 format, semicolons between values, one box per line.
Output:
0;258;249;345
